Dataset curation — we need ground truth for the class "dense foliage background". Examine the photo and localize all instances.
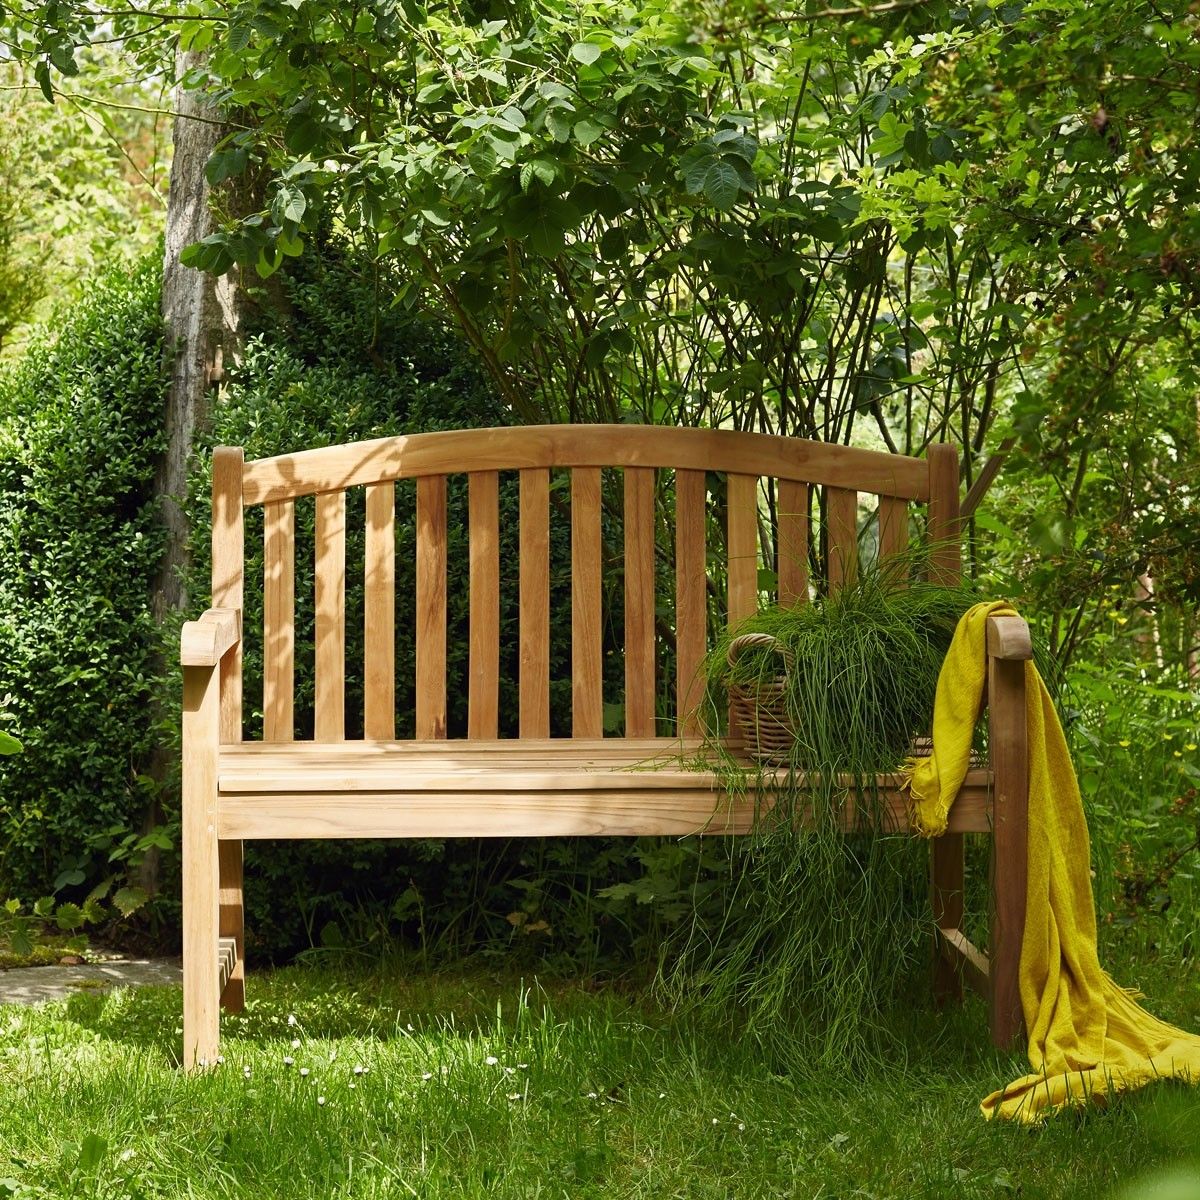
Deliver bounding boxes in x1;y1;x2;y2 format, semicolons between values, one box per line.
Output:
0;0;1195;982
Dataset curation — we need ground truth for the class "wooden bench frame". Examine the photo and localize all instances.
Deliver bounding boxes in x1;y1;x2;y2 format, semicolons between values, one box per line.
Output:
181;425;1030;1069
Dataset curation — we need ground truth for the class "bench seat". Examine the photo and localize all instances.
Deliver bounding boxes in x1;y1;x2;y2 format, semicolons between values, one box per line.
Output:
214;738;994;840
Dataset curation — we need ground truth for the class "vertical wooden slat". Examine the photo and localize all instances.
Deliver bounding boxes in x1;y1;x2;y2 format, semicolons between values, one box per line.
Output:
211;447;244;1018
926;442;963;1004
364;482;395;740
625;468;656;738
675;470;707;739
826;486;859;591
571;468;603;739
469;471;500;740
520;469;550;738
263;499;294;743
314;490;346;742
878;494;909;576
926;443;962;584
777;479;809;607
211;447;244;743
416;475;448;740
726;474;758;627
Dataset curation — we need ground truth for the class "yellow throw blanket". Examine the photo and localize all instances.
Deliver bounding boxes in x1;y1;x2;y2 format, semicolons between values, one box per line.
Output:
905;601;1200;1122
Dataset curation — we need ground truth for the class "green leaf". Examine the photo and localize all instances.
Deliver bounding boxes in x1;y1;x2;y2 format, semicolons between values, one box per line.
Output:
34;60;54;103
285;113;324;155
54;902;86;932
225;23;252;52
0;730;20;755
112;886;149;918
519;158;557;190
227;24;252;53
573;118;606;146
680;150;713;196
703;159;742;210
545;109;572;143
272;185;307;225
570;42;602;65
8;923;32;959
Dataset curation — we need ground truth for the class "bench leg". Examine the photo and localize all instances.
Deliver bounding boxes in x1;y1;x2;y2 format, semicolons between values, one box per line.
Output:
931;833;965;1005
218;840;245;1013
182;665;221;1069
988;654;1028;1049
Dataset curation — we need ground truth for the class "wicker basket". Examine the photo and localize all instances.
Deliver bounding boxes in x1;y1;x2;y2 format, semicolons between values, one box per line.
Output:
725;636;953;768
726;632;797;765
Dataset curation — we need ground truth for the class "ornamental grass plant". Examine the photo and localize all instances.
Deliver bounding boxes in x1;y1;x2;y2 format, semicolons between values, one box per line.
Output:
661;558;984;1069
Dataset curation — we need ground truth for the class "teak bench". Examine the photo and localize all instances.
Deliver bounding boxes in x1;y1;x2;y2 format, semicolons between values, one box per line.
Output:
180;425;1031;1069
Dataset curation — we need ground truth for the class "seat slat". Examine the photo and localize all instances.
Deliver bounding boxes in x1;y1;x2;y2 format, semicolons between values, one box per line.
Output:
826;486;859;591
625;468;656;738
263;498;294;742
364;482;395;740
674;469;707;738
468;471;500;739
520;468;550;737
571;468;603;738
314;491;346;742
416;475;448;739
217;779;992;839
777;479;809;606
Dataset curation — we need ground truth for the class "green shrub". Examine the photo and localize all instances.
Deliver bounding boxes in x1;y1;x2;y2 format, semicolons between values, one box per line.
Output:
0;255;168;899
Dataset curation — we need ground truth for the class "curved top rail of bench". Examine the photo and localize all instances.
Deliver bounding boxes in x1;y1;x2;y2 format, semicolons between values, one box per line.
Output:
237;425;931;506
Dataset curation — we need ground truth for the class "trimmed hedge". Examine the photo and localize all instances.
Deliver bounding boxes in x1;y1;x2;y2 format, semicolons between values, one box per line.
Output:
0;256;168;897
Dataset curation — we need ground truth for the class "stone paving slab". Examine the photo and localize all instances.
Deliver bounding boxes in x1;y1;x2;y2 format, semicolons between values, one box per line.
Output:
0;958;181;1005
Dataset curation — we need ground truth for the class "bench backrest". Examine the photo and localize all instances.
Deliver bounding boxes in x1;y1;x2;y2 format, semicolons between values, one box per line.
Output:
210;426;960;746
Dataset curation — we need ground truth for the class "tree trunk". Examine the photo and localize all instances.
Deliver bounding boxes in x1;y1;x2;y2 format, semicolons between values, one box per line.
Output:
157;50;244;621
143;50;247;901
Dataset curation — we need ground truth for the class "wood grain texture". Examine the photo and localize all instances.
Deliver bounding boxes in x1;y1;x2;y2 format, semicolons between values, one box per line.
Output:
926;443;962;585
468;472;500;740
217;839;244;1011
364;483;395;740
180;608;240;668
877;495;908;573
182;663;220;1069
825;486;859;591
931;831;965;1006
216;777;992;841
212;447;244;743
416;475;448;739
314;491;346;742
674;470;707;738
263;500;294;742
776;479;809;606
726;474;758;628
937;927;990;1000
988;649;1029;1049
571;468;603;739
519;469;550;737
624;467;657;738
241;426;930;505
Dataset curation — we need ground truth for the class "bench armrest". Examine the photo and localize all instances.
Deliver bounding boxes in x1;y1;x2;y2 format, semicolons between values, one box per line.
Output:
986;614;1032;662
181;608;241;668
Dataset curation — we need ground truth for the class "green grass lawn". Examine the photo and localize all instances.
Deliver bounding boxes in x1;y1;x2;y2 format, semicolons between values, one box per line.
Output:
1;951;1198;1200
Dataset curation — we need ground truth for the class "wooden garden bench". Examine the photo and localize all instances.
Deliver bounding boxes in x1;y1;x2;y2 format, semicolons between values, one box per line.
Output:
180;425;1031;1069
